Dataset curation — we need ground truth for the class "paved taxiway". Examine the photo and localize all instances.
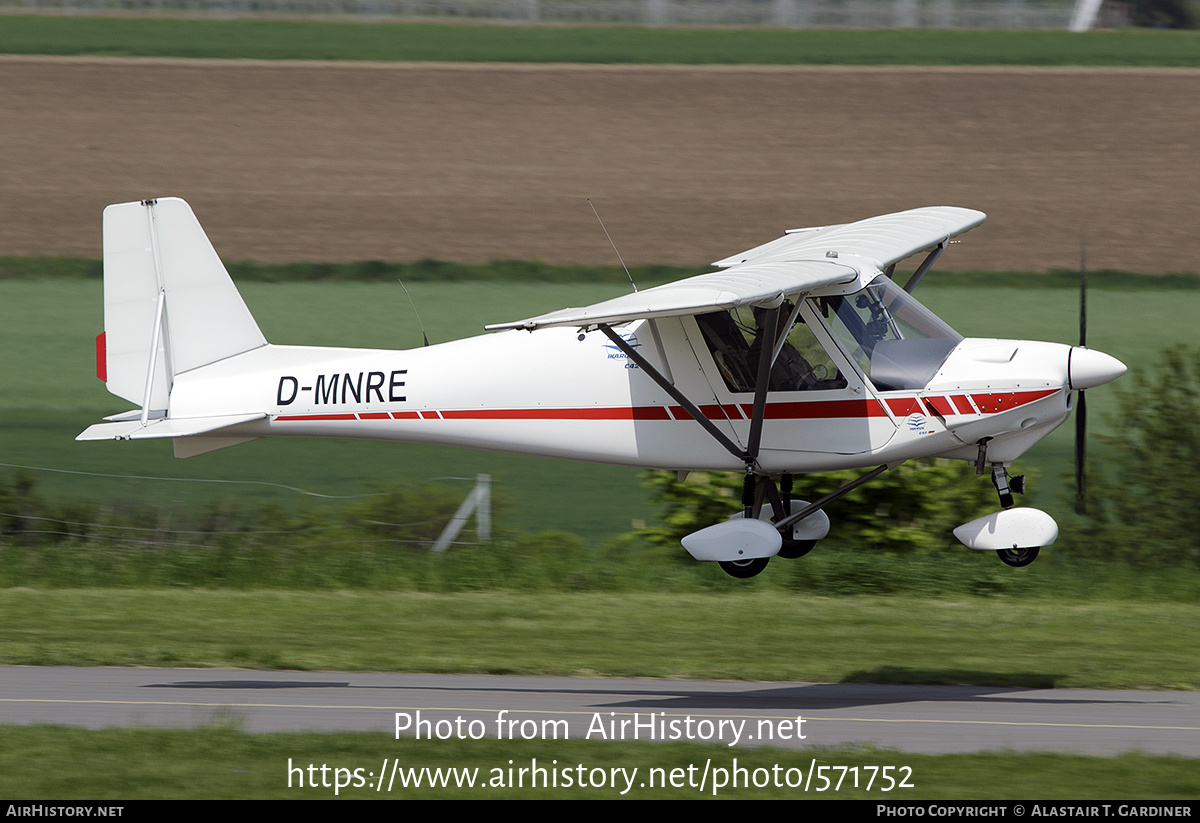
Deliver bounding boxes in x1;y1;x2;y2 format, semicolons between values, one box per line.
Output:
2;667;1197;755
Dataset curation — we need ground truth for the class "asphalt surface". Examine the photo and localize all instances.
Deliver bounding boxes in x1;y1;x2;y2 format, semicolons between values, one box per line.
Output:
2;666;1198;756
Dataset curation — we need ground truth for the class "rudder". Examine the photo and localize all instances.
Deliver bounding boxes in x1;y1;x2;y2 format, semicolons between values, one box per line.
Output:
100;197;267;411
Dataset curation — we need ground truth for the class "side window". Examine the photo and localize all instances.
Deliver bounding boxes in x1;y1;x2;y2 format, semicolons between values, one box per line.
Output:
778;310;847;391
695;305;847;394
695;310;755;392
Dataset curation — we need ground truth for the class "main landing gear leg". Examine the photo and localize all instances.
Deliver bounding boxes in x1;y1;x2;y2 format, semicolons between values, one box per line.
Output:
765;473;817;559
725;465;893;575
719;471;774;579
703;466;893;579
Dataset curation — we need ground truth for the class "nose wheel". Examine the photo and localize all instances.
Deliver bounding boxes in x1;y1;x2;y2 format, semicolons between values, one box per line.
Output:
997;546;1040;567
718;557;771;579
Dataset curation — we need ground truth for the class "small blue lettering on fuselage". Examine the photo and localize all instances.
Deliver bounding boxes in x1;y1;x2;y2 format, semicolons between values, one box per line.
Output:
603;333;642;369
277;370;407;406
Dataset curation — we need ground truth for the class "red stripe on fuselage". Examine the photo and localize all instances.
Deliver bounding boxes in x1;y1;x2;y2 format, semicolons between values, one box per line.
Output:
746;399;889;420
884;397;926;417
275;413;357;421
270;401;886;424
443;406;672;421
952;394;976;414
270;391;1054;425
670;404;743;420
922;396;956;417
969;389;1057;414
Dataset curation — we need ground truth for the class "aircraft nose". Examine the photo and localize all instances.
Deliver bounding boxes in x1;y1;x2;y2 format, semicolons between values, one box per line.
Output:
1068;347;1127;390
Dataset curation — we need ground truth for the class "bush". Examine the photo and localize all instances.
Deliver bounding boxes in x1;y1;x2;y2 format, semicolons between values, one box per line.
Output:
1070;345;1200;566
1129;0;1196;28
640;458;999;555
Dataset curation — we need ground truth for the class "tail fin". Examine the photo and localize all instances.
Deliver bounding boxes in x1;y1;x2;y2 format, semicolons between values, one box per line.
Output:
100;197;266;412
80;198;268;455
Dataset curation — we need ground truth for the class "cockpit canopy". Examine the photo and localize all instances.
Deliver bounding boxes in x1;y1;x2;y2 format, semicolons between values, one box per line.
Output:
697;275;962;394
818;275;962;391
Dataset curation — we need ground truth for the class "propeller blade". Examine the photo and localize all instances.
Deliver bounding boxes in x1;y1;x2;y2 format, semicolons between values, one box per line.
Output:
1079;234;1088;348
1074;234;1088;515
1075;389;1087;515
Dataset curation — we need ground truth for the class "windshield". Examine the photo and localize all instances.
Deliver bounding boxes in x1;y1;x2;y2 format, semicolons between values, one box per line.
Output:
814;275;962;392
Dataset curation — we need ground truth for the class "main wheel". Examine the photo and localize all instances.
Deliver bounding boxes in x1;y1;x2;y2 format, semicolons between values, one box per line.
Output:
997;546;1040;567
718;557;770;578
777;538;816;559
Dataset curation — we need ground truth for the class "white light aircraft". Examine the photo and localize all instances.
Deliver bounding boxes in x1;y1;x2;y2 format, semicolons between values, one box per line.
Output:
79;198;1126;577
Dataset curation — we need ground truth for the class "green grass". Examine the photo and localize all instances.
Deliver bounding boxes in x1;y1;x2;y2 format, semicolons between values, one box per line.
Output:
1;725;1196;799
3;589;1198;688
2;16;1200;66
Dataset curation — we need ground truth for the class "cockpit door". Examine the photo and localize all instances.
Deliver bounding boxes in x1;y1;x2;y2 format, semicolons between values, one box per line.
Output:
684;301;899;456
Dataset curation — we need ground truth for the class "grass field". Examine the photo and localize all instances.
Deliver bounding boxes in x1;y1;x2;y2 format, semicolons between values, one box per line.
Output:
2;15;1200;66
4;589;1198;687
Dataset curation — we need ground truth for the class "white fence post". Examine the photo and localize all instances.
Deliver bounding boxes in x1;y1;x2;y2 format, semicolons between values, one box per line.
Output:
432;473;491;552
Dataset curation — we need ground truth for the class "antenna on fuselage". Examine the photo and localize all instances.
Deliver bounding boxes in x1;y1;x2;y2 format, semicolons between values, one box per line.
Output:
398;279;430;347
588;198;638;293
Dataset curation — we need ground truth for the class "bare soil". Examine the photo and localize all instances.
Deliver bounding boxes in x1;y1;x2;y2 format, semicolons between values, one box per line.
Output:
2;57;1197;273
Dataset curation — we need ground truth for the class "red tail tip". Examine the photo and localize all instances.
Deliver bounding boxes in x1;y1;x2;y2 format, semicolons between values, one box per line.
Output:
95;332;107;382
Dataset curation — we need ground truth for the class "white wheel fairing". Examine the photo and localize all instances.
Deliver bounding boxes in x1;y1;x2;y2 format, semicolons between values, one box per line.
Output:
953;508;1059;551
681;518;783;562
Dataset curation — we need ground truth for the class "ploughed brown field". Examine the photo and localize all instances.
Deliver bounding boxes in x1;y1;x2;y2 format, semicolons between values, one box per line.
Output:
2;56;1197;273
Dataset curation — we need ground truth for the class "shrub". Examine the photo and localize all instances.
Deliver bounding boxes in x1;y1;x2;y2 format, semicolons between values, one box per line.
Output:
641;458;998;555
1070;346;1200;566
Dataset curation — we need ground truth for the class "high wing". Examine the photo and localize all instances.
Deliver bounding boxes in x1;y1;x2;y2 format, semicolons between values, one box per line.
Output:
486;207;985;332
484;258;859;332
709;205;985;269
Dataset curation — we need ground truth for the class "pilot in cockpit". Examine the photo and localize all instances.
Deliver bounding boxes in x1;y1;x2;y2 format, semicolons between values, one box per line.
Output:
749;303;814;392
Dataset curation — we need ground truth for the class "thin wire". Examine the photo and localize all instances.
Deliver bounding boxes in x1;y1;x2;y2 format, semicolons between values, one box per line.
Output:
588;198;637;293
0;461;390;500
398;279;431;347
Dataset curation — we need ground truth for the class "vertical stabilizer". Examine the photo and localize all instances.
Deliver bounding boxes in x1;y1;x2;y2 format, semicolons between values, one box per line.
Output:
101;198;267;411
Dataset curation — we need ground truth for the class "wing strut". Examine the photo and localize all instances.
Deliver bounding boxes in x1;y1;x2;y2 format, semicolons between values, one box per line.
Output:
745;305;780;467
903;242;946;293
597;323;746;463
598;307;784;483
774;464;891;530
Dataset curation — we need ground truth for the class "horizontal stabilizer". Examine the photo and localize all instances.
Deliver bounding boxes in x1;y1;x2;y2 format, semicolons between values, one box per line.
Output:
103;409;165;422
76;413;266;443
